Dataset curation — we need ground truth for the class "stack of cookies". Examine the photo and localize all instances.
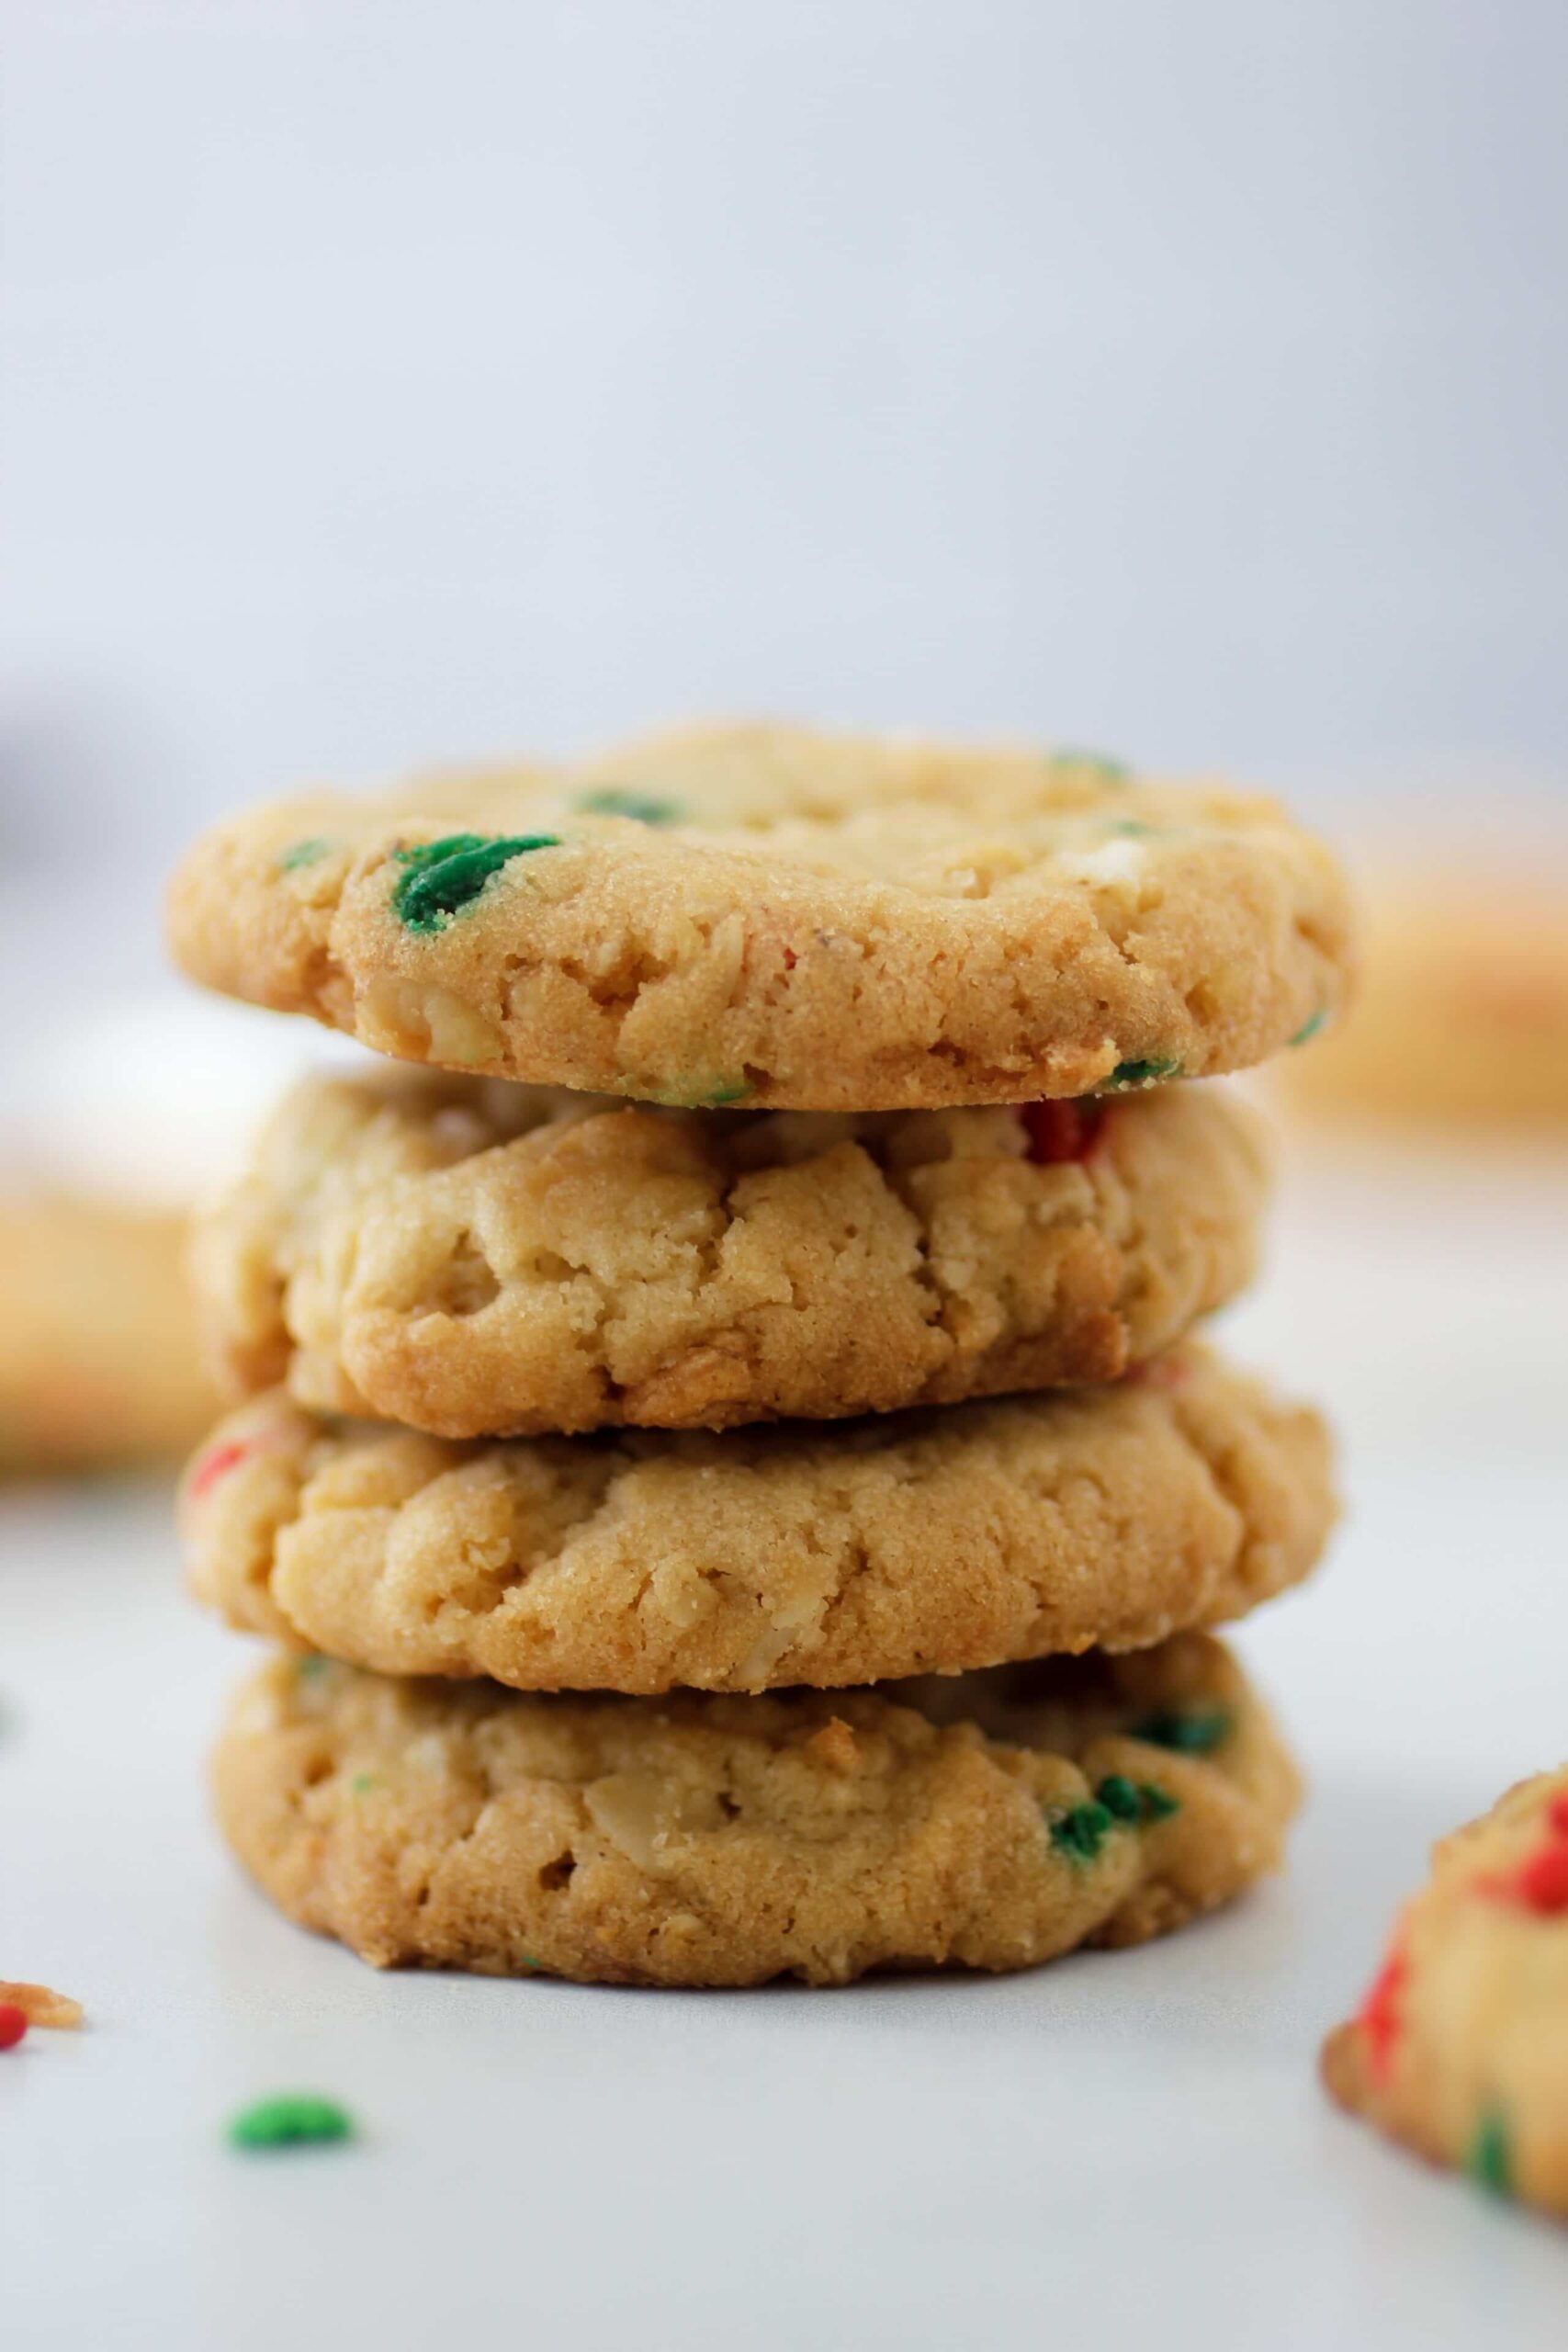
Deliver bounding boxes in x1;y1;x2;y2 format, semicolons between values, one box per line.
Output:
167;724;1351;1987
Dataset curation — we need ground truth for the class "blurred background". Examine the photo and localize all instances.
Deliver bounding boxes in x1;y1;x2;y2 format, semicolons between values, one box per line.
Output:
2;1;1566;1474
5;3;1568;893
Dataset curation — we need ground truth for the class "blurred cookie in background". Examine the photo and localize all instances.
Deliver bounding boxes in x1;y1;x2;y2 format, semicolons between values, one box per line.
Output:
1278;862;1568;1133
1;992;356;1476
0;1197;215;1473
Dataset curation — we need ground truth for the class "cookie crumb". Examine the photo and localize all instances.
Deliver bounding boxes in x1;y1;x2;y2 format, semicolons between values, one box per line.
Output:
805;1718;860;1775
229;2094;355;2151
0;1981;84;2030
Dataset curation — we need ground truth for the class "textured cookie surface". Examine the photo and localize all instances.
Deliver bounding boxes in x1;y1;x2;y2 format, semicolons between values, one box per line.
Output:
183;1343;1334;1693
215;1632;1298;1985
165;721;1353;1111
0;1199;218;1473
197;1067;1269;1436
1323;1766;1568;2219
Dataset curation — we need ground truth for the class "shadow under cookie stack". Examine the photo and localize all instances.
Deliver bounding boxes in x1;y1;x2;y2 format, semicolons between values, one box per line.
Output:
168;724;1351;1988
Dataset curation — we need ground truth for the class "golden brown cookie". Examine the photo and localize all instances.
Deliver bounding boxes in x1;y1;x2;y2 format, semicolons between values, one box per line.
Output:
0;1198;219;1475
1323;1766;1568;2220
195;1066;1269;1437
164;721;1353;1112
214;1631;1298;1985
182;1343;1334;1694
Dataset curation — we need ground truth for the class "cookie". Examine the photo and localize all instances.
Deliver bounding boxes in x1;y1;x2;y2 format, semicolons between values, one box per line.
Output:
1281;865;1568;1130
183;1343;1334;1693
1323;1767;1568;2219
196;1067;1269;1437
164;721;1353;1112
0;1199;218;1474
213;1631;1298;1985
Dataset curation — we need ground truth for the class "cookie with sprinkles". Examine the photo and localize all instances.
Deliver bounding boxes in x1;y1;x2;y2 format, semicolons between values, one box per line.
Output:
1322;1765;1568;2219
194;1064;1269;1437
164;721;1354;1112
181;1341;1334;1694
213;1631;1298;1985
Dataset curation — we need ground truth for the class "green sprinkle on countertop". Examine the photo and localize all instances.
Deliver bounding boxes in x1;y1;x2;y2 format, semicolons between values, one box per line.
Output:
229;2095;354;2152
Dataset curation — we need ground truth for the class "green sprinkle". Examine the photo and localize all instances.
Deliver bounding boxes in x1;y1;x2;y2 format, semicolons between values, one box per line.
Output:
1095;1774;1143;1822
1056;751;1130;783
278;836;330;872
1289;1009;1327;1047
1104;1057;1183;1091
1093;1773;1181;1826
229;2095;354;2152
391;832;559;933
1130;1705;1233;1757
1465;2108;1512;2199
1107;820;1157;838
1050;1798;1115;1863
647;1076;753;1110
576;786;682;826
350;1772;378;1795
294;1654;331;1684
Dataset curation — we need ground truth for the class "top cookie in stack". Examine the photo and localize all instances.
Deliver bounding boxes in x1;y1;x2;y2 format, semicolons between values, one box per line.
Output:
169;722;1350;1987
166;720;1350;1111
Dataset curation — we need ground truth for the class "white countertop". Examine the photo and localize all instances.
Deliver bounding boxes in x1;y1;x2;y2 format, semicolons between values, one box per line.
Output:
6;1129;1568;2349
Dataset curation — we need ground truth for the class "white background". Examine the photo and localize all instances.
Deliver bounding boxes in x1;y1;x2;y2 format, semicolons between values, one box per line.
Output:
3;0;1568;884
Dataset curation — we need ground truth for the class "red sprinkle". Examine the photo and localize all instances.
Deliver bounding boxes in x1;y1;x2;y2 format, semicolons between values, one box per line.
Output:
0;2005;28;2051
1475;1787;1568;1915
1513;1844;1568;1916
1021;1099;1106;1166
188;1439;253;1502
1359;1941;1407;2086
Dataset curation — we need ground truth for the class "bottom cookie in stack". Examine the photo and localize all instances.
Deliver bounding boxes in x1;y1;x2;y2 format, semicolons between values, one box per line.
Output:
214;1632;1298;1987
